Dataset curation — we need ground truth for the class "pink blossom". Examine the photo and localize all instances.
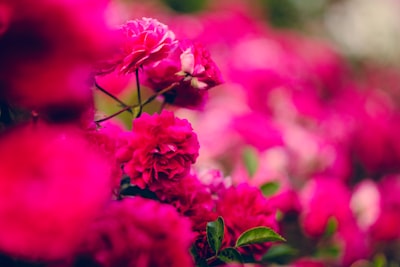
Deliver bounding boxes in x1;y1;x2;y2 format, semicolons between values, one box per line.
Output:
369;175;400;241
76;197;195;267
0;0;116;111
116;111;199;188
300;178;354;238
0;123;113;260
231;112;284;151
116;17;176;74
151;175;217;232
142;40;223;109
216;183;279;258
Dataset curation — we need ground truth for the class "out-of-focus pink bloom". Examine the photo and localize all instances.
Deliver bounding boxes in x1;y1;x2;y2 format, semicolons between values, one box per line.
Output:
347;89;400;176
76;197;195;267
338;223;370;266
152;175;217;232
0;123;113;260
198;168;232;196
85;121;126;191
369;175;400;240
231;112;283;151
116;111;199;188
116;17;176;74
0;0;117;111
351;180;380;231
216;183;279;258
300;178;354;238
142;40;223;110
300;177;371;264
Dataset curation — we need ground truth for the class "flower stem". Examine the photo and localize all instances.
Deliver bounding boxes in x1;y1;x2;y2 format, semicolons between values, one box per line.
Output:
135;69;142;118
94;82;179;124
142;82;178;106
94;80;132;114
95;104;139;123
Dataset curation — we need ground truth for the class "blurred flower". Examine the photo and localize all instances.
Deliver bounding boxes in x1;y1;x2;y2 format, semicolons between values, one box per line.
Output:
116;111;199;188
152;174;217;232
300;178;354;238
0;0;116;112
0;123;113;260
85;121;126;191
216;183;279;258
369;175;400;241
76;197;195;267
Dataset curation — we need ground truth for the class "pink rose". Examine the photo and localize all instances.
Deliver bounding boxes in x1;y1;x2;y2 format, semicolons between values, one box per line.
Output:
117;17;176;74
76;197;195;267
116;111;199;188
142;40;223;109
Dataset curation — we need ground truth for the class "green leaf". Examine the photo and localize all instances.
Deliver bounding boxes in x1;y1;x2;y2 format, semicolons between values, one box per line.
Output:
260;181;280;196
206;216;224;254
262;244;297;264
242;146;259;178
217;248;243;263
235;226;286;248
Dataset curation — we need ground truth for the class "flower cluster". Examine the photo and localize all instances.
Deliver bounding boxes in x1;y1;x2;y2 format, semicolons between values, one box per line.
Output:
0;2;284;267
1;0;399;267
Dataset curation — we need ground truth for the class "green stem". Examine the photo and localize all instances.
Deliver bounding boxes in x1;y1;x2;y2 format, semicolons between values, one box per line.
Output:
95;80;132;114
94;82;178;124
135;69;142;118
95;104;138;123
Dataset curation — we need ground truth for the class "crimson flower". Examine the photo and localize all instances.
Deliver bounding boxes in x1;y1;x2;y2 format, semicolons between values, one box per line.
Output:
142;40;223;109
118;17;176;74
75;197;195;267
116;111;199;188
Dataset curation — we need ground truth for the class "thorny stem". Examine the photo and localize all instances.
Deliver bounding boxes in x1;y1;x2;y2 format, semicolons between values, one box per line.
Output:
94;80;133;114
135;69;142;118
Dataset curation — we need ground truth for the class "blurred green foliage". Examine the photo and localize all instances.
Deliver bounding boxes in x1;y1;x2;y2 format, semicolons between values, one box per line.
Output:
161;0;208;13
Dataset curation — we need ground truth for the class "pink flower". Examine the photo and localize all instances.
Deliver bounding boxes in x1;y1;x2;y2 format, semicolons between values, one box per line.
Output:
142;40;223;109
117;17;176;74
76;197;195;267
216;184;279;258
0;123;113;260
369;175;400;241
300;178;354;237
116;111;199;188
0;0;116;111
151;175;217;232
